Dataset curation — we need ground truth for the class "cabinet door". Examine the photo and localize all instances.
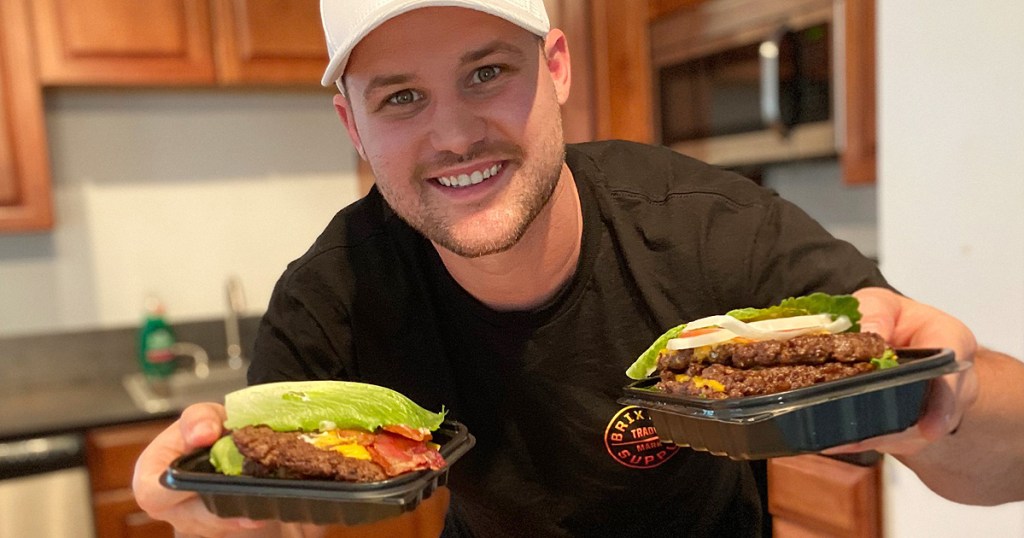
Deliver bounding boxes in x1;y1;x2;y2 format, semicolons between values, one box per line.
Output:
768;455;881;537
212;0;327;85
87;419;176;538
93;489;174;538
32;0;217;85
0;0;53;231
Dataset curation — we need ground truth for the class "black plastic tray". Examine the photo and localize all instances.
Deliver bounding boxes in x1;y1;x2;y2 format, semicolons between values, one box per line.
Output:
161;420;474;525
619;348;963;460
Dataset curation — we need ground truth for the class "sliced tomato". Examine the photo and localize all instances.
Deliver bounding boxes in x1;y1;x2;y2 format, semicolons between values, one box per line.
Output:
667;328;737;350
676;327;723;338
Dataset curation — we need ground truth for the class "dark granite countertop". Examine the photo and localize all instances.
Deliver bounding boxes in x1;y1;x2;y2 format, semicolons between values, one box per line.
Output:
0;316;259;442
0;380;178;441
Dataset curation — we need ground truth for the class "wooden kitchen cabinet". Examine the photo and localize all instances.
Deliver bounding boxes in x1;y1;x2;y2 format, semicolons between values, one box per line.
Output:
0;0;54;231
31;0;326;87
769;455;881;537
210;0;327;85
86;419;175;538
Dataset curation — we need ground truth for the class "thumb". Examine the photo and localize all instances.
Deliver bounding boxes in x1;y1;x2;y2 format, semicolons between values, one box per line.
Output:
178;402;228;449
852;287;899;342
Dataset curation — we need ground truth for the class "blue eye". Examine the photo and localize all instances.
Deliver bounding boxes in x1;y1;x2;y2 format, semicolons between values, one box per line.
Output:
471;66;502;84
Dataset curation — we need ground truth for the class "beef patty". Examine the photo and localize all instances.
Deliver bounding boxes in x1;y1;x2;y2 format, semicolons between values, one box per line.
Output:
658;332;886;371
231;425;387;482
656;332;888;399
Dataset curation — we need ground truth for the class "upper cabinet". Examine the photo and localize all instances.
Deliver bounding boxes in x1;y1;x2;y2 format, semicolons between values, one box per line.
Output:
210;0;327;85
30;0;327;87
1;0;54;231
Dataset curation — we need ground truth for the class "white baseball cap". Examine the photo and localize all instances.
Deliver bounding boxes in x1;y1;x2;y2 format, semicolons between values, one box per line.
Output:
319;0;551;90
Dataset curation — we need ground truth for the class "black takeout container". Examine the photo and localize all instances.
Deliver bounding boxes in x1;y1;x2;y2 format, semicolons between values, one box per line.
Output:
618;348;963;460
161;420;474;525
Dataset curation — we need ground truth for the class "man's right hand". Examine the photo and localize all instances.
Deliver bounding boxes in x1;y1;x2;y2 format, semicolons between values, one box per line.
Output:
132;402;266;537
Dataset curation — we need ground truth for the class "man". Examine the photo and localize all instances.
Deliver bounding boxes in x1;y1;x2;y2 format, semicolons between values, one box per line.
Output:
132;1;1024;536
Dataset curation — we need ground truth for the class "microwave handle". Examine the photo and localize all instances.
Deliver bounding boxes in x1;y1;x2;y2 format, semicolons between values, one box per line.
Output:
759;27;789;137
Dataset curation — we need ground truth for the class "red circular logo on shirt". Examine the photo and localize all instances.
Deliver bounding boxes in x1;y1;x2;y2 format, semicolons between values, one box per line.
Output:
604;406;678;469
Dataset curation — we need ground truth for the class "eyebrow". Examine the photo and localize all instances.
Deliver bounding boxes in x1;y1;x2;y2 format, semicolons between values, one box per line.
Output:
460;40;526;65
361;40;528;101
362;74;415;101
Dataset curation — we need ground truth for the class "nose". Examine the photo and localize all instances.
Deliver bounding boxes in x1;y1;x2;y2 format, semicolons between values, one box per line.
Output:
427;97;486;156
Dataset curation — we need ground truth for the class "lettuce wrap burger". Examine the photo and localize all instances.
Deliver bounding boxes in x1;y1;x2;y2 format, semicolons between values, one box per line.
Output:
209;381;447;481
626;293;898;399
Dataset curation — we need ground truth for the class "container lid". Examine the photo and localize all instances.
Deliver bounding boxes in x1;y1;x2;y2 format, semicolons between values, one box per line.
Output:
160;420;474;524
621;348;961;423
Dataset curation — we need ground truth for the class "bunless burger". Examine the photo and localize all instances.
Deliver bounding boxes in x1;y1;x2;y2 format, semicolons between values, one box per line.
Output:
210;381;447;481
626;293;898;399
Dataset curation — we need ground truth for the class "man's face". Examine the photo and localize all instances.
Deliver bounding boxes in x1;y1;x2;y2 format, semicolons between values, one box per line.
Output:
337;7;571;258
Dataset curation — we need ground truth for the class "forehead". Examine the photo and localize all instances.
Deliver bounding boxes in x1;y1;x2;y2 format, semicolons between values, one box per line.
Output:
346;7;536;79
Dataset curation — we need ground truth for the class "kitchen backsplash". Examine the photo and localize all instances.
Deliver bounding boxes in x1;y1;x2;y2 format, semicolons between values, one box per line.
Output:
762;158;878;260
0;88;362;337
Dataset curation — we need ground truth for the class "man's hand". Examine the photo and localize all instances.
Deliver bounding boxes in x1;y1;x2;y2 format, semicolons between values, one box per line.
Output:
132;402;266;537
824;287;979;455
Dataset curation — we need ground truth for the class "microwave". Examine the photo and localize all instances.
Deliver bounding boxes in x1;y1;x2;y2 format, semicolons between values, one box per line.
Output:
651;0;847;168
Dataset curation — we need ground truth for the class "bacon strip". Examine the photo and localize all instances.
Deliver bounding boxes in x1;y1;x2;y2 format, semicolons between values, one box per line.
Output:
368;431;447;476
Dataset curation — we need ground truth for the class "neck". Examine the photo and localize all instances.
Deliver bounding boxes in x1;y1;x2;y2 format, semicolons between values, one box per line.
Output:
434;163;582;311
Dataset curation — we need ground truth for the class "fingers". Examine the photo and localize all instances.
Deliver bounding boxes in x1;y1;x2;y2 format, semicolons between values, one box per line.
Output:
132;402;265;537
156;500;265;538
917;366;979;440
823;366;979;456
823;425;930;456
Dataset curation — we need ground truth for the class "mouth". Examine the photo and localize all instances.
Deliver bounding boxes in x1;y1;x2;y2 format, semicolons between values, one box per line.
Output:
433;162;504;188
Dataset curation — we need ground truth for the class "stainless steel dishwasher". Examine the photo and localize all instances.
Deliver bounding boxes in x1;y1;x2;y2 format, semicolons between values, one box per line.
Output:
0;433;96;538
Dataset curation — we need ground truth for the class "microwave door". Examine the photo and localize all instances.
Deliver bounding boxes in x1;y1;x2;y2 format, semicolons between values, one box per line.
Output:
658;21;835;168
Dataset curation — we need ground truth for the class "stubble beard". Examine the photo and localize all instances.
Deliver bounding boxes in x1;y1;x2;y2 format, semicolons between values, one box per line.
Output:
379;117;566;259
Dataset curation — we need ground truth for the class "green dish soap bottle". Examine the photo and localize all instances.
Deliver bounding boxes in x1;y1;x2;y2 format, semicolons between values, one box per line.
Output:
138;296;177;379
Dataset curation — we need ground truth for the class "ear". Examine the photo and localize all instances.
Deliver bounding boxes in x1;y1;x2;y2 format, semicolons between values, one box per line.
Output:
333;93;367;160
542;29;571;105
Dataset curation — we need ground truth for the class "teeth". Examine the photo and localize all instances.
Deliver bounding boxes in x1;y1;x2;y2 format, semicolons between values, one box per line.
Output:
438;163;502;188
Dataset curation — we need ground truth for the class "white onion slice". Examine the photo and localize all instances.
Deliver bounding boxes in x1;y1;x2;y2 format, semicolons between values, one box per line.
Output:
680;315;739;331
747;314;835;332
666;314;854;349
666;328;737;350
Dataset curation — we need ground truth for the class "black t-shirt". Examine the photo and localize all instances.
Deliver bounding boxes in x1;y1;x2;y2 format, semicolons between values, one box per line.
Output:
249;140;888;537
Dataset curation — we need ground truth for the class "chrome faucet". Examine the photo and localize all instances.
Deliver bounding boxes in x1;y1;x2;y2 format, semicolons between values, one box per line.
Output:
225;275;247;370
170;341;210;379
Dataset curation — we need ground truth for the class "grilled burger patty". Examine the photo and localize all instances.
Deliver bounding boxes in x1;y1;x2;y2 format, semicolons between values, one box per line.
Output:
657;332;886;371
232;425;387;482
659;361;877;399
655;332;888;399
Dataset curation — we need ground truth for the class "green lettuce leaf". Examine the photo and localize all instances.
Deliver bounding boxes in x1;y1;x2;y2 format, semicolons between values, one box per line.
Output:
223;381;446;433
209;435;244;475
625;293;862;380
725;293;862;330
871;348;899;369
625;322;687;381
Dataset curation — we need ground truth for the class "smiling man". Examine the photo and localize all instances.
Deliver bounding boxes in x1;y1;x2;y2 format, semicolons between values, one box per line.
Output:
132;1;1024;537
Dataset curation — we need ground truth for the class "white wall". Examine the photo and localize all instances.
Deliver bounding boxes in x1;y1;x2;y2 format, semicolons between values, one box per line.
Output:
0;89;361;337
878;1;1024;535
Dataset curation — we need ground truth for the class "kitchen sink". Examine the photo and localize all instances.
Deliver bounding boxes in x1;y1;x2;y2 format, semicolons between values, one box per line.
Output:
122;361;249;414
